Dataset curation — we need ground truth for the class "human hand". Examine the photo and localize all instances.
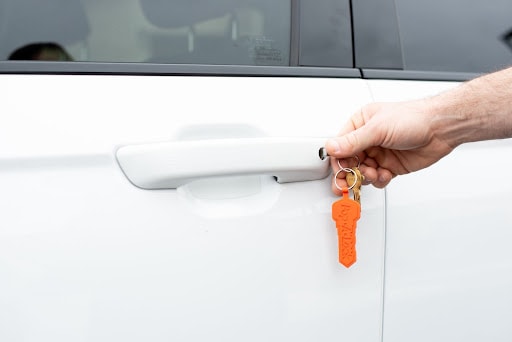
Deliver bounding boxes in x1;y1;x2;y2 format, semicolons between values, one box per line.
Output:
325;100;455;193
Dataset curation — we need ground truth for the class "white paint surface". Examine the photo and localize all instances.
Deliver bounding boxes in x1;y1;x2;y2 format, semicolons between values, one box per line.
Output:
0;75;385;342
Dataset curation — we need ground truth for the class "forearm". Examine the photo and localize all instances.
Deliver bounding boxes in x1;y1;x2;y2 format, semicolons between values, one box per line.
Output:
428;67;512;148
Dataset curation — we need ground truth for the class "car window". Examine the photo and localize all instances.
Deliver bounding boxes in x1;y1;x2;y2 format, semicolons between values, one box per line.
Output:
0;0;291;66
299;0;353;68
395;0;512;73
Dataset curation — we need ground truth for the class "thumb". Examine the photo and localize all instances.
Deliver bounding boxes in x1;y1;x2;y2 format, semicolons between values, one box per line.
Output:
325;125;378;158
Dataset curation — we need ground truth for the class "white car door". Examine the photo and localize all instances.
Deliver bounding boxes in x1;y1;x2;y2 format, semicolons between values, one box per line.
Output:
367;79;512;342
0;74;386;341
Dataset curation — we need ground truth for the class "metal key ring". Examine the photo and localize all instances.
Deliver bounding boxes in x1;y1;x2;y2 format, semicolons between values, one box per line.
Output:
337;155;361;171
334;167;358;191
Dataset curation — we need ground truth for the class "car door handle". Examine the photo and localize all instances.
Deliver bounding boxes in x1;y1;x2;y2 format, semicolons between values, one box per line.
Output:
116;137;330;189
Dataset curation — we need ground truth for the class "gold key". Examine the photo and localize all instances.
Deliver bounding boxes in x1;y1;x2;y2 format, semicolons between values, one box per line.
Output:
346;167;364;205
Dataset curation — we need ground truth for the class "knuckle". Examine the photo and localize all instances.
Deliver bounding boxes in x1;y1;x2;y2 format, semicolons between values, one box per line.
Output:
342;131;360;153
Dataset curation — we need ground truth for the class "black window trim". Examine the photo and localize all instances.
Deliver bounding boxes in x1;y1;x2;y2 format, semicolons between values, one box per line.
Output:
0;61;361;78
0;61;481;81
289;0;300;67
361;68;479;82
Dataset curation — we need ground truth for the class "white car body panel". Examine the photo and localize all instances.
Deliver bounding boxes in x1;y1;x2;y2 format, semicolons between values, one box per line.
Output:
0;75;386;341
4;74;511;341
368;80;512;342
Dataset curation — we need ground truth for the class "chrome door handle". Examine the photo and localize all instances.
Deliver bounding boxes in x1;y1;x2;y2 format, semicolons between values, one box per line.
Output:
116;137;330;189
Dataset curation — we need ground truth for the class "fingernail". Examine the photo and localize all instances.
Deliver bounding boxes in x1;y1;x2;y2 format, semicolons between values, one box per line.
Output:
326;139;340;154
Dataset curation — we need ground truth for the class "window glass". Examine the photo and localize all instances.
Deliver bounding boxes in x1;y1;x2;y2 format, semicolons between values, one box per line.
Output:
0;0;291;66
299;0;353;68
395;0;512;73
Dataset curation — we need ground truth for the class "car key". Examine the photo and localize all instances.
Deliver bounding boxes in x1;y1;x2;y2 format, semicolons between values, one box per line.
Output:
332;186;361;268
346;167;363;206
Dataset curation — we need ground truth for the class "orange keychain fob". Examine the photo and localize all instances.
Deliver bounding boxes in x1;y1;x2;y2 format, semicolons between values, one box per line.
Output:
332;187;361;267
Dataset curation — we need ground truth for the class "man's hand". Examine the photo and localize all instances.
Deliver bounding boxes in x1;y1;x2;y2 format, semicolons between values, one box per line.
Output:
325;100;455;193
326;67;512;194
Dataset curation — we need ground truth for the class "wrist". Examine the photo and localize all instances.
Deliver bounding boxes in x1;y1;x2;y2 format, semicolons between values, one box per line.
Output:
426;89;478;149
428;67;512;148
